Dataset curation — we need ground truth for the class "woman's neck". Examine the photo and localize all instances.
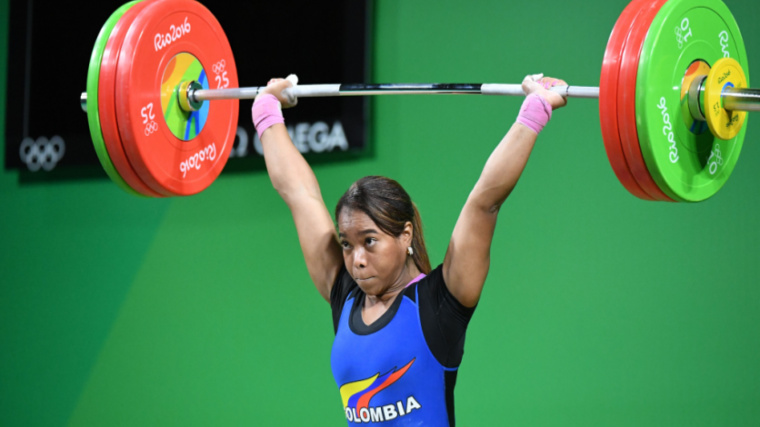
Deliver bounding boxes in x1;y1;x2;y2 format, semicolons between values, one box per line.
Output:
365;260;421;307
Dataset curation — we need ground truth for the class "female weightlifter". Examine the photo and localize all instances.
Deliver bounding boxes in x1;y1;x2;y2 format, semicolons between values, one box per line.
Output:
253;74;566;426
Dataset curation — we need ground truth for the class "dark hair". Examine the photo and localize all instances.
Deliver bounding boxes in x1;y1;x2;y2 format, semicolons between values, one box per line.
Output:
335;176;431;274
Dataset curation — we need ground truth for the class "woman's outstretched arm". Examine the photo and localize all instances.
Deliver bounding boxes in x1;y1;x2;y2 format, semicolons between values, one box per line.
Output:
256;78;343;302
443;75;568;307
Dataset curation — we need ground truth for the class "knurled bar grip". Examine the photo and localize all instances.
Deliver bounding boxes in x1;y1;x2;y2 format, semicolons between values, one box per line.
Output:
190;84;601;102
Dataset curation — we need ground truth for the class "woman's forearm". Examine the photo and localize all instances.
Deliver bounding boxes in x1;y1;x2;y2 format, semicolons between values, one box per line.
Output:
260;124;324;205
468;122;538;212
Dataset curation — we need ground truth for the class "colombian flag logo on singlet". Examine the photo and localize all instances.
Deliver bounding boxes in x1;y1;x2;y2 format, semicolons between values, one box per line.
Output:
338;359;421;423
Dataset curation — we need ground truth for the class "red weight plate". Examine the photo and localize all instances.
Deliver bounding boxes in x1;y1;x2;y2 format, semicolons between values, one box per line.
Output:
599;0;655;201
116;0;238;196
617;0;674;202
99;0;164;197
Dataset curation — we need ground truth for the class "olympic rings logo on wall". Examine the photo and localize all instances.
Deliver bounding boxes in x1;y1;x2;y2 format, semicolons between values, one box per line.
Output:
211;59;226;75
19;136;66;172
144;121;160;136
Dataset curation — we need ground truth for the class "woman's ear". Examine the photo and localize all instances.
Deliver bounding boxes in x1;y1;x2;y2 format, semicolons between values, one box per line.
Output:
401;221;414;246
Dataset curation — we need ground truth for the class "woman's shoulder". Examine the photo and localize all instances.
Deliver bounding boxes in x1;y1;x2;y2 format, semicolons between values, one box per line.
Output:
419;263;445;288
403;264;444;300
330;265;361;333
331;265;360;304
411;264;474;315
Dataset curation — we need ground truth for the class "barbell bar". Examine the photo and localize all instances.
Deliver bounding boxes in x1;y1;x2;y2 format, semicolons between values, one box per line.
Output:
81;0;753;201
79;84;601;114
81;84;760;113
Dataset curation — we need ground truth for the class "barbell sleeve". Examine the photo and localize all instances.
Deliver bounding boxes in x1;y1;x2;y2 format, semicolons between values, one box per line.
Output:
722;87;760;112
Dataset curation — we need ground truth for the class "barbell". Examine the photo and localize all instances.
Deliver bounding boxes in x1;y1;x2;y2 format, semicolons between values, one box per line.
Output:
81;0;757;201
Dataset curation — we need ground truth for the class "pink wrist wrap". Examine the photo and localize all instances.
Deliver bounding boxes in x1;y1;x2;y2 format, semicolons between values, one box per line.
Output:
252;94;284;136
516;93;552;134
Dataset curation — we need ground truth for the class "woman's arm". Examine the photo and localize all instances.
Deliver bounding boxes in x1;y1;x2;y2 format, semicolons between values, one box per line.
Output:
256;79;343;302
442;75;567;307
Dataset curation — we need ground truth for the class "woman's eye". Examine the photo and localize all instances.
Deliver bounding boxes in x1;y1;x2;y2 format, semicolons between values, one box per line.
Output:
365;238;376;246
341;241;350;249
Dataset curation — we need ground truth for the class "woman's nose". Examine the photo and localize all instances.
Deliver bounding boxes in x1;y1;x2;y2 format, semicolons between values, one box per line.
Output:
352;247;367;268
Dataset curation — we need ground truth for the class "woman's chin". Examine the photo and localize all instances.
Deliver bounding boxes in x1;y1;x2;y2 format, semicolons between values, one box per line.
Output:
356;277;382;294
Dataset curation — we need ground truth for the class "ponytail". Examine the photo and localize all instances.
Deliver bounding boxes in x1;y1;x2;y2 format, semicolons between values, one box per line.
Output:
410;203;431;274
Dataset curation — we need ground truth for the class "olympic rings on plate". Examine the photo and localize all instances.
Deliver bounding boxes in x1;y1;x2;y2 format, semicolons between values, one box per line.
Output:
211;59;226;75
144;121;160;136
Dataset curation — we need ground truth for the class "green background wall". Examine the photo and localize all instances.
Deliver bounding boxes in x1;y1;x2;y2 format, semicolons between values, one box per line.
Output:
2;0;759;425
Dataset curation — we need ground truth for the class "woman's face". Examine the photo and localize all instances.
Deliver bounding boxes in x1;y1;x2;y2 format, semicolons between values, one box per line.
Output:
337;208;410;296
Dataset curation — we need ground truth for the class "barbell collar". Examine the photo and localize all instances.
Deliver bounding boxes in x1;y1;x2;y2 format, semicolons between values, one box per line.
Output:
689;75;707;122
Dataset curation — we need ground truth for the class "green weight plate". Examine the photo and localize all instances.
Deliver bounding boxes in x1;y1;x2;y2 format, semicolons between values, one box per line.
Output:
636;0;749;202
86;1;143;197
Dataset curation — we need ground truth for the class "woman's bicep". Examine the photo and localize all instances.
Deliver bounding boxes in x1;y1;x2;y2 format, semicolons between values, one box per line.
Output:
442;122;542;307
288;195;344;302
443;199;498;308
260;124;343;301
